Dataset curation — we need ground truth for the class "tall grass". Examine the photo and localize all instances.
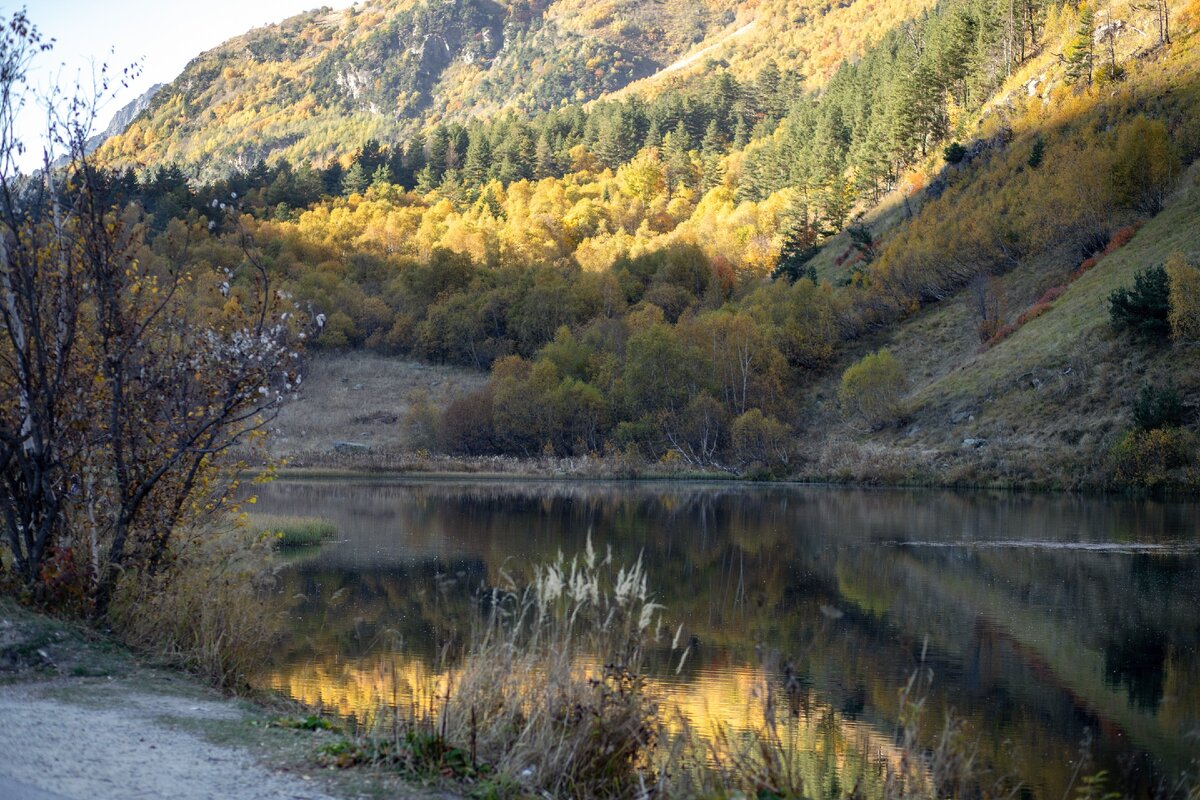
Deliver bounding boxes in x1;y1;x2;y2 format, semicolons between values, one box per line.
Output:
342;542;1018;800
109;524;282;689
383;539;665;798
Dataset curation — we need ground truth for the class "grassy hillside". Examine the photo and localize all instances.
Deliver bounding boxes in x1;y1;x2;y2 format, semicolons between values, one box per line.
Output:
800;167;1200;488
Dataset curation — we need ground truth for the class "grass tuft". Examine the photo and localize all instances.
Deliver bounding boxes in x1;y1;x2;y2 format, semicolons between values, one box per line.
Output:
247;514;338;548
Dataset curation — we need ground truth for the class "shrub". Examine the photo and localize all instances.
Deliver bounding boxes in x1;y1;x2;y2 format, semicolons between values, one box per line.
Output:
1110;428;1196;488
1016;302;1052;326
1109;266;1171;339
838;349;907;428
1165;253;1200;341
1103;224;1140;254
1133;383;1188;430
984;322;1019;348
1027;137;1045;169
110;523;281;689
1074;256;1099;279
440;387;496;454
943;142;966;164
730;409;792;469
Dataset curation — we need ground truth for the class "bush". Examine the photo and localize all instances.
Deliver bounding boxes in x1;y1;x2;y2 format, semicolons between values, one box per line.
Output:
246;514;337;547
1110;428;1196;488
1027;137;1045;169
1165;254;1200;341
1133;383;1188;430
943;142;966;164
730;409;792;469
838;349;907;428
1109;266;1171;339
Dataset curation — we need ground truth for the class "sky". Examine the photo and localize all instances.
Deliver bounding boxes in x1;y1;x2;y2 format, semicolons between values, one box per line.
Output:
8;0;355;170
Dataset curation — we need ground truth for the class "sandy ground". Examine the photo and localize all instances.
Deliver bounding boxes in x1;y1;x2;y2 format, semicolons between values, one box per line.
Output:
0;678;338;800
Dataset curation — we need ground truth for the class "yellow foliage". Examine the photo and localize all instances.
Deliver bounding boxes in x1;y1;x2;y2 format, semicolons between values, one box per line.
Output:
1166;253;1200;341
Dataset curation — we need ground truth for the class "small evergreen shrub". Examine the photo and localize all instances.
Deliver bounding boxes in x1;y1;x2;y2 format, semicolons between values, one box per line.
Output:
1133;383;1188;431
943;142;966;164
1027;137;1045;169
1109;266;1171;339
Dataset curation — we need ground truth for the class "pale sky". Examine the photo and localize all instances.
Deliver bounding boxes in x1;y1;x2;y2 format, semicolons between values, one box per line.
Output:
8;0;355;170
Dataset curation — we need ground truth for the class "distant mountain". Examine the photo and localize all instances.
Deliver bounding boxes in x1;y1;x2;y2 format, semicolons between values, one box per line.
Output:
96;0;935;179
85;83;163;155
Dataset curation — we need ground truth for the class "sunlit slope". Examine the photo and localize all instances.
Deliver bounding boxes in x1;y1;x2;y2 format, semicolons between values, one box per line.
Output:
94;0;936;179
803;171;1200;486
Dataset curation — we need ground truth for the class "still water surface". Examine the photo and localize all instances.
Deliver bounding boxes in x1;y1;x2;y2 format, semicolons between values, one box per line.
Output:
253;479;1200;797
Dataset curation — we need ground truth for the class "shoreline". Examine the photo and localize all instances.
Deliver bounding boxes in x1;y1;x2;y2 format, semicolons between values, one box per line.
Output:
0;599;454;800
241;458;1199;498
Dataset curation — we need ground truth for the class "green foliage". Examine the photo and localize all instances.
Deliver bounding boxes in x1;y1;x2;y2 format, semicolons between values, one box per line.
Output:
838;349;908;428
1027;137;1045;169
1132;383;1188;431
943;142;967;164
1065;5;1096;85
247;515;338;548
1109;266;1171;340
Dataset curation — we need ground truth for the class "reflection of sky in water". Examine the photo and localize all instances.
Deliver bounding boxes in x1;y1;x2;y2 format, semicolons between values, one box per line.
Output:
251;480;1200;799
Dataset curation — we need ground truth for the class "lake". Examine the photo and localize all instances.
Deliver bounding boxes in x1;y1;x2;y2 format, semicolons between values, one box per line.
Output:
252;478;1200;797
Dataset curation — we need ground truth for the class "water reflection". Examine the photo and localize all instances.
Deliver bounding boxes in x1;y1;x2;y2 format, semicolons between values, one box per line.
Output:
253;479;1200;797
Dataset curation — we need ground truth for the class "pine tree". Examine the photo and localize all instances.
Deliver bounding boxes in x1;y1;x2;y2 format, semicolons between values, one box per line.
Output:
664;120;693;195
534;130;558;179
756;60;783;121
772;200;821;283
414;164;438;194
1065;5;1095;85
341;162;368;195
700;120;726;192
463;130;492;187
733;114;750;148
370;164;391;189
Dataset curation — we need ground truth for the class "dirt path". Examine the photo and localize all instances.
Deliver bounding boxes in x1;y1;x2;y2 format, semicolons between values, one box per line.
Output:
0;601;453;800
657;20;756;75
0;678;339;800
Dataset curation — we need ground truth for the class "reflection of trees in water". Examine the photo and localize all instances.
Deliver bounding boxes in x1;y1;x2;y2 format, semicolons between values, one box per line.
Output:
259;480;1200;798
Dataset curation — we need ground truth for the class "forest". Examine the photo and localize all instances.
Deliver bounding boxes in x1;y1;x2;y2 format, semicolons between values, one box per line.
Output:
82;0;1200;485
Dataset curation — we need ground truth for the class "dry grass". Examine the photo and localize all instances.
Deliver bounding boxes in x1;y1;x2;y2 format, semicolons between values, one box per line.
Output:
365;541;664;798
253;352;486;463
795;166;1200;490
108;523;282;689
334;545;1019;800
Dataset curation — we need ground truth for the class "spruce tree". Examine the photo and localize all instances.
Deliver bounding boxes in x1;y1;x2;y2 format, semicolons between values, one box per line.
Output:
463;130;492;187
341;162;368;195
665;120;693;194
1065;5;1096;85
700;120;726;192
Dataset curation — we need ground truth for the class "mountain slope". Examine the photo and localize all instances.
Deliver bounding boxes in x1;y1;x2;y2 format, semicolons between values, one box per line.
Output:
95;0;936;179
